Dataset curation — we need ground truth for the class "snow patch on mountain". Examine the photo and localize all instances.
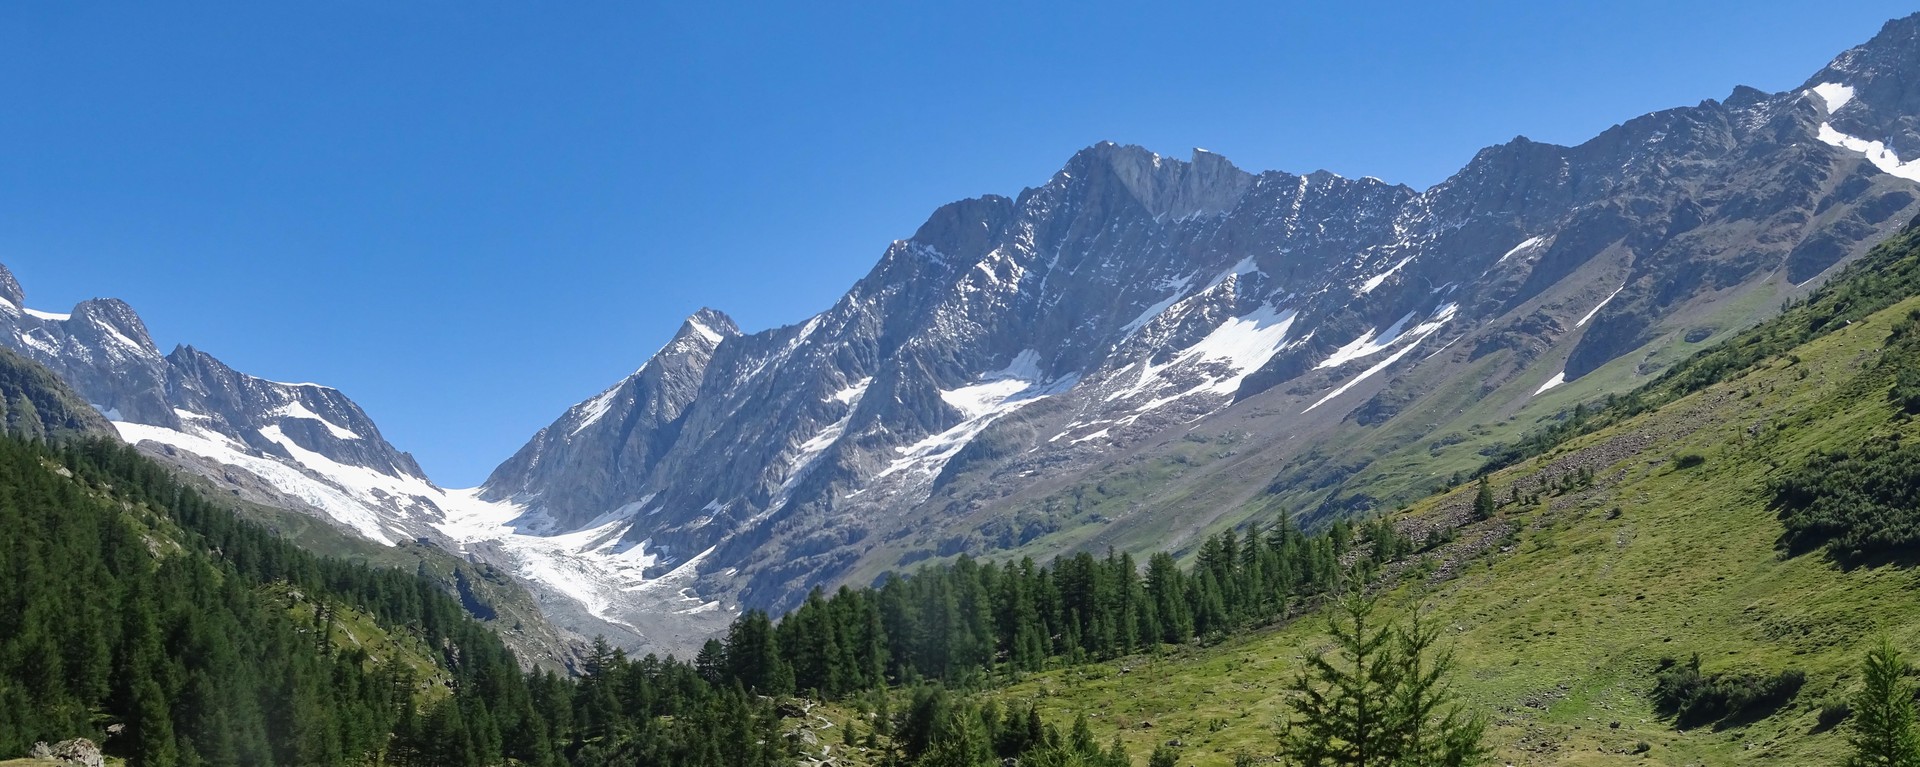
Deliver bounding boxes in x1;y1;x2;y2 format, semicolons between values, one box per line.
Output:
1817;123;1920;182
882;353;1077;480
1359;256;1413;294
1319;311;1420;370
23;307;70;322
830;377;872;405
1112;304;1299;401
781;377;872;494
258;424;436;502
1305;303;1459;413
89;317;147;353
1810;82;1856;112
269;400;363;440
1122;277;1197;336
1498;236;1545;263
1534;371;1568;395
1578;285;1626;328
570;386;624;436
436;490;703;627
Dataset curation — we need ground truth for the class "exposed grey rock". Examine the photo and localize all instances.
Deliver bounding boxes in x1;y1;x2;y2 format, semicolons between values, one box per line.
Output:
29;738;104;767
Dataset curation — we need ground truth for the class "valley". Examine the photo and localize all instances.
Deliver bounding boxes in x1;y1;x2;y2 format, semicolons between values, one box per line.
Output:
13;7;1920;767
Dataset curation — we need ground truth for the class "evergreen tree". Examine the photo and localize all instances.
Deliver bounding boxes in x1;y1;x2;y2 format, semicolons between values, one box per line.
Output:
1472;477;1495;521
1280;593;1488;767
1850;637;1920;767
1386;611;1489;767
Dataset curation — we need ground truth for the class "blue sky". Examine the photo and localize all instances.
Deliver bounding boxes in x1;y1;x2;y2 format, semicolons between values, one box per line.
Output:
0;2;1911;486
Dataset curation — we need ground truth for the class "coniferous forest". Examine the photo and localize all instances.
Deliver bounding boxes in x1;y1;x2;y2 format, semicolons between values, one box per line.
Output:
0;423;1414;767
0;436;791;767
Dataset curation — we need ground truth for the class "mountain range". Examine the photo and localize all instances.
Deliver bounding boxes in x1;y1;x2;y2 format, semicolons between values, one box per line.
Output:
9;13;1920;657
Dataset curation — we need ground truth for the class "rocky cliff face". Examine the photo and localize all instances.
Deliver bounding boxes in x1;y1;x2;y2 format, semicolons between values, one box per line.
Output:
479;13;1920;621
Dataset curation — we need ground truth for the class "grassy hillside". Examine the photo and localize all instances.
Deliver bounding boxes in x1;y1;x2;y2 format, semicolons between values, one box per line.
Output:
952;228;1920;765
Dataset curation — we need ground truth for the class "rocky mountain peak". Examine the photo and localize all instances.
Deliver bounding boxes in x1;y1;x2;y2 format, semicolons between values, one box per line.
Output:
0;264;24;309
676;308;740;347
70;298;159;356
1814;12;1920;82
1802;12;1920;160
1064;142;1255;220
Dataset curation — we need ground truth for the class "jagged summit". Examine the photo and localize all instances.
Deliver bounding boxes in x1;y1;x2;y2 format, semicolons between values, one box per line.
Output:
1056;142;1256;220
1802;12;1920;161
0;263;24;309
680;307;739;342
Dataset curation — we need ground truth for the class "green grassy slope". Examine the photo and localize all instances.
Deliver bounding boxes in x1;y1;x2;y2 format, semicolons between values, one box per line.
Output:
969;230;1920;765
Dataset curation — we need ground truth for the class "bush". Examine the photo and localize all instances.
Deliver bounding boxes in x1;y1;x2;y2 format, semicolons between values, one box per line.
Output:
1819;702;1853;730
1774;435;1920;563
1673;452;1707;470
1652;655;1806;729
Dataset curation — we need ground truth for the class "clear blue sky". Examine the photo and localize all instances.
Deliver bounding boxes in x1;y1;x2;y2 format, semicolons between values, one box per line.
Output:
0;2;1911;486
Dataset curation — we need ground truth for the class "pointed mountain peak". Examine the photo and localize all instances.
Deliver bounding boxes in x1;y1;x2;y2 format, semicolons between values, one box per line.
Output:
71;298;158;354
1799;13;1920;158
1725;84;1772;109
165;343;226;372
0;263;23;309
677;308;740;346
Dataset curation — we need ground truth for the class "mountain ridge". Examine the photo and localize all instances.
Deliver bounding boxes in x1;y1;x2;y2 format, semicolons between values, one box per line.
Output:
484;20;1920;622
7;14;1920;658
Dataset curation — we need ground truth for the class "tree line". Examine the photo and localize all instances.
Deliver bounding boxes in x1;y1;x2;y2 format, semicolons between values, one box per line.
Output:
699;510;1424;700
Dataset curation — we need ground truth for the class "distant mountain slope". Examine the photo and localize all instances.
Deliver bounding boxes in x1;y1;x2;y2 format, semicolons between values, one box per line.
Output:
0;261;728;654
479;13;1920;627
0;346;111;440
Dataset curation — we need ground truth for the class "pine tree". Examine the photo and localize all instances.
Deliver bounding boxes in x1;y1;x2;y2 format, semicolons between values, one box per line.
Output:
1386;610;1489;767
1280;593;1488;766
1281;593;1399;766
1069;712;1097;756
1472;477;1496;521
1850;637;1920;767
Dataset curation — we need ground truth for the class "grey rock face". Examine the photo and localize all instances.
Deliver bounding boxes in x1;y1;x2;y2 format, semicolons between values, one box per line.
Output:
481;309;740;518
1804;13;1920;159
482;15;1920;620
